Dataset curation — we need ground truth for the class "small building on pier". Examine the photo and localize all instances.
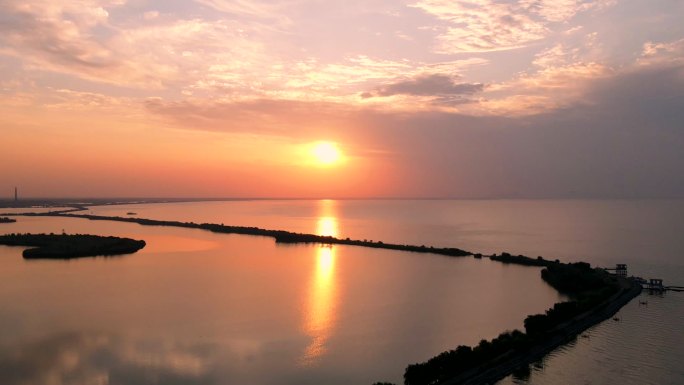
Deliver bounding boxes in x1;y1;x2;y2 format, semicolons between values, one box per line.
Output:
646;279;664;291
605;263;628;277
616;264;627;277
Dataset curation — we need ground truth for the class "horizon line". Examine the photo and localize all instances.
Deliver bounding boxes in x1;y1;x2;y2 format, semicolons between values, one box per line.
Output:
1;196;684;203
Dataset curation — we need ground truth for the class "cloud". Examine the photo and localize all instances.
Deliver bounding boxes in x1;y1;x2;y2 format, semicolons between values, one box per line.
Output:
521;0;616;23
361;74;485;107
0;1;270;89
141;42;684;198
184;55;490;108
0;0;490;105
0;1;118;71
357;57;684;198
144;98;359;136
143;11;160;20
148;33;684;126
638;38;684;67
364;74;484;98
474;35;684;116
43;88;135;113
194;0;292;25
410;0;616;53
532;43;578;68
478;61;611;115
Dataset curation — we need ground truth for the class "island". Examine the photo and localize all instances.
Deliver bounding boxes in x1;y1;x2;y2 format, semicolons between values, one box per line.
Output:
0;233;146;259
0;217;16;223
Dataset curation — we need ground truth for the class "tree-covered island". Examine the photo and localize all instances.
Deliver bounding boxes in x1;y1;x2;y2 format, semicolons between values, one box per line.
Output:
0;233;146;259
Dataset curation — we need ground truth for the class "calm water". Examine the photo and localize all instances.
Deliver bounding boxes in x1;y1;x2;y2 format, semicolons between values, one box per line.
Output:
90;199;684;384
0;211;561;385
2;199;683;384
498;293;684;385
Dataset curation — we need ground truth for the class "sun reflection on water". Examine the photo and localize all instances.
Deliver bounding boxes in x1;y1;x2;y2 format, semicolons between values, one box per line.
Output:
317;216;338;238
301;201;339;365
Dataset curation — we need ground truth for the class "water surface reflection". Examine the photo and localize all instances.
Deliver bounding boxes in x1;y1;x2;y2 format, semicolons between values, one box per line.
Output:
301;201;339;364
0;211;566;384
0;332;217;385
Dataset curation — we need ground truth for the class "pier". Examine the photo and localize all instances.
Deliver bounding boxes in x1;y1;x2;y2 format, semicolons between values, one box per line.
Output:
636;278;684;293
604;264;683;293
603;263;627;276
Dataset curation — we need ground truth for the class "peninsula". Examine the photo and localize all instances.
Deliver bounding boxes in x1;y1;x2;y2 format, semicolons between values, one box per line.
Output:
0;233;146;259
17;211;472;257
400;254;642;385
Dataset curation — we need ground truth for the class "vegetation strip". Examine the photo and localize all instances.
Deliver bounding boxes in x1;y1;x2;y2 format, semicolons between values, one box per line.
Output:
450;279;640;385
19;212;472;257
400;254;642;385
0;233;146;259
0;217;17;223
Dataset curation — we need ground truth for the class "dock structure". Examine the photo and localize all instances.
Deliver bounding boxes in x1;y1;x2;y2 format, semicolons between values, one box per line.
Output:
638;278;684;292
645;278;664;292
616;264;627;277
605;263;628;277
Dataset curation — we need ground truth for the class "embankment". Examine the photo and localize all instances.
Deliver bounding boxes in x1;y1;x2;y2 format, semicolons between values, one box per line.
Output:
403;255;642;385
23;212;471;258
443;277;641;385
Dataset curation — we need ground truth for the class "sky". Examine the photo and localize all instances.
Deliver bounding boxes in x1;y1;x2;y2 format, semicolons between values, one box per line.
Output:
1;0;683;198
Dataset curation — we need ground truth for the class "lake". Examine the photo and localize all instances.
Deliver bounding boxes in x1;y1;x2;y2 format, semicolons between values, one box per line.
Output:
2;199;683;384
0;206;561;385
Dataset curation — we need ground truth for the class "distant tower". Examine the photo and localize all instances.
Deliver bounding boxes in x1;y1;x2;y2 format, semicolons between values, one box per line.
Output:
14;187;18;202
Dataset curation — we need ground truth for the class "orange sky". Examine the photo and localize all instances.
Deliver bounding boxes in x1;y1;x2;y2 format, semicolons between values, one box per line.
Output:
1;1;684;198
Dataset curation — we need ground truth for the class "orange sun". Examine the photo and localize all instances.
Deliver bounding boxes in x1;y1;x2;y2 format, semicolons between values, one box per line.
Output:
310;141;343;166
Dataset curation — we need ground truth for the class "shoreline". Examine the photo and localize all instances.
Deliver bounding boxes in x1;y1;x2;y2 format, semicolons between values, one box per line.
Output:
402;257;640;385
0;233;146;259
442;277;642;385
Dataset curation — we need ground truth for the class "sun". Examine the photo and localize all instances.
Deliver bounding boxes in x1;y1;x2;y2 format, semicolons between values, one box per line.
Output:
311;141;343;166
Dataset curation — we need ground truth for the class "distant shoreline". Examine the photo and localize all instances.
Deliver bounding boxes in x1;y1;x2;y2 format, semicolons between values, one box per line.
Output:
0;198;201;209
3;197;682;211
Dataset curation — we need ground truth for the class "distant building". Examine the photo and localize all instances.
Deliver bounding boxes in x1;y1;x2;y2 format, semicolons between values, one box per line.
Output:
648;278;664;290
616;263;627;277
